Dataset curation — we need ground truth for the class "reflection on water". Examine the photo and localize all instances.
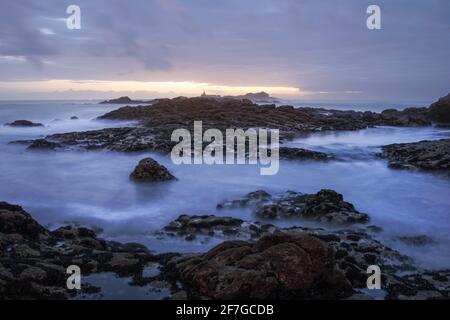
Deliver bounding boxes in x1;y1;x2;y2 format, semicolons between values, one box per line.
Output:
1;101;450;270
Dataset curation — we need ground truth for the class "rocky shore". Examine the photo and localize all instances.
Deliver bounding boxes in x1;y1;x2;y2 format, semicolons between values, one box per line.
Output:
2;201;449;300
12;95;449;158
380;139;450;172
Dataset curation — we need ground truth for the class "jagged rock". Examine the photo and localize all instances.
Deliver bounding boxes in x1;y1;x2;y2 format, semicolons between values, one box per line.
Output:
386;270;450;300
27;139;61;150
159;214;276;241
164;232;352;299
5;120;43;127
217;189;369;225
428;93;450;124
0;201;154;299
379;139;450;172
130;158;176;182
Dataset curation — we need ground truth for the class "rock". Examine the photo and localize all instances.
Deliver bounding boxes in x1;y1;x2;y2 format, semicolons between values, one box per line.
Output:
27;139;61;150
396;235;435;246
19;96;440;154
160;214;276;240
70;116;79;120
165;232;352;299
130;158;176;182
0;202;49;239
379;139;450;172
99;96;149;104
17;127;175;153
5;120;43;127
217;189;369;225
386;270;450;300
0;201;154;299
278;147;332;161
428;93;450;124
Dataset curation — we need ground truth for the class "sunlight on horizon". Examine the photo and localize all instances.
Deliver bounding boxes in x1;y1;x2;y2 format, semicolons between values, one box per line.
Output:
0;79;302;98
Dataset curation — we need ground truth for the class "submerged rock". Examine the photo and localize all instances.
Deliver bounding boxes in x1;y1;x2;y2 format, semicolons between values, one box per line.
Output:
278;147;332;161
380;139;450;172
27;139;61;150
164;232;352;299
396;235;435;246
130;158;176;182
160;214;276;241
217;189;369;225
5;120;43;127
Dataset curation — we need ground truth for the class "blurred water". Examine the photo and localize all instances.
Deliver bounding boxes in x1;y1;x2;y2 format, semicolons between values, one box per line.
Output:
1;101;449;270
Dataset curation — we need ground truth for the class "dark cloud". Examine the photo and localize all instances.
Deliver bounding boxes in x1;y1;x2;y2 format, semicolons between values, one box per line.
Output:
0;0;449;101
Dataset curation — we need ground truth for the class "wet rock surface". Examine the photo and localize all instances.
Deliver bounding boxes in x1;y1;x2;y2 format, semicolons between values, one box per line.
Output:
15;96;442;153
158;214;276;241
278;147;332;161
130;157;176;182
217;189;369;225
428;92;450;124
0;202;155;299
163;232;353;299
380;139;450;172
5;120;44;127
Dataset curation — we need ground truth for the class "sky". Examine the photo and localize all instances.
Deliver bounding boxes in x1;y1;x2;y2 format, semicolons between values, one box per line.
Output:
0;0;449;102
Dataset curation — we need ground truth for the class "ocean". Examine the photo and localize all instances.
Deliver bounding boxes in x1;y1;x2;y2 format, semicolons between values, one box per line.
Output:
1;100;449;272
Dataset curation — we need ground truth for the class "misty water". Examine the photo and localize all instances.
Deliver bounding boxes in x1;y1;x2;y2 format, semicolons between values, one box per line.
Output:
1;101;450;270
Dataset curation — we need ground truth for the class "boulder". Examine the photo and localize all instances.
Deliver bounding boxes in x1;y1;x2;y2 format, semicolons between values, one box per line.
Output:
5;120;43;127
428;93;450;124
165;232;352;299
130;157;176;182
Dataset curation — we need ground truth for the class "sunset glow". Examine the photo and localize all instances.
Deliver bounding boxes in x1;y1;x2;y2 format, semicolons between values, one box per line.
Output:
0;79;302;98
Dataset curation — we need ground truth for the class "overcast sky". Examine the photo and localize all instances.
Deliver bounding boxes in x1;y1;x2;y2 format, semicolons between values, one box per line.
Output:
0;0;449;101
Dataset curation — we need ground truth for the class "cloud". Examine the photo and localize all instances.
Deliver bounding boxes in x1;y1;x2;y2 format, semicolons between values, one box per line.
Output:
0;0;449;101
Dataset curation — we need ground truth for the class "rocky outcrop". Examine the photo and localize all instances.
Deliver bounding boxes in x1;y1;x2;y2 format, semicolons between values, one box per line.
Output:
278;147;332;161
99;96;149;104
164;232;352;299
0;202;154;299
217;189;369;225
130;158;176;182
5;120;43;127
428;93;450;124
21;127;175;153
18;96;443;153
379;139;450;172
159;214;276;241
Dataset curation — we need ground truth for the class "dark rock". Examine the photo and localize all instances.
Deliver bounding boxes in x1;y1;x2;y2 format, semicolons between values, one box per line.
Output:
217;189;369;225
99;96;149;104
428;93;450;124
70;116;79;120
159;214;276;240
0;201;154;299
27;139;61;150
396;235;435;246
278;147;332;161
5;120;43;127
164;232;352;299
379;139;450;172
130;158;176;182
